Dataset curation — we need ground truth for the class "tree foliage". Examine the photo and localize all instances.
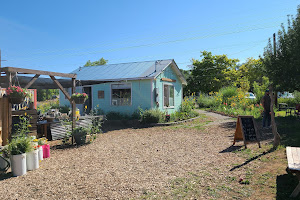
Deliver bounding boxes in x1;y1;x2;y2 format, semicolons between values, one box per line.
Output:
262;6;300;91
187;51;239;94
84;57;108;67
37;89;59;101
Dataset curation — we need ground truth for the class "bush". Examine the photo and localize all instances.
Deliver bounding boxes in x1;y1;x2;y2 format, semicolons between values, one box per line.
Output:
218;86;238;104
106;111;130;120
198;94;215;108
140;109;165;124
59;105;70;113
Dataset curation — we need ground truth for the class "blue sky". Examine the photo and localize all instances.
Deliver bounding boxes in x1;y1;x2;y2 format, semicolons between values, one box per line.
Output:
1;0;300;73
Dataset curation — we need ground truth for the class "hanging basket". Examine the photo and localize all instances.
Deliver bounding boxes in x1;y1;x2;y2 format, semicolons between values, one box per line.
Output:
73;97;86;104
9;96;25;104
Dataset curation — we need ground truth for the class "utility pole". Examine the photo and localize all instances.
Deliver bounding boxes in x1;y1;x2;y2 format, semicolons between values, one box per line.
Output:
273;34;278;107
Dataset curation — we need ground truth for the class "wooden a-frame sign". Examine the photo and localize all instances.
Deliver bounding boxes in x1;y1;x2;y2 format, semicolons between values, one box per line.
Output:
233;115;261;149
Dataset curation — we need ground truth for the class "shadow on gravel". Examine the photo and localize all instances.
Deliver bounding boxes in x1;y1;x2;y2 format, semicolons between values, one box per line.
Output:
0;172;13;181
276;173;298;200
229;147;275;171
219;121;236;129
219;145;243;153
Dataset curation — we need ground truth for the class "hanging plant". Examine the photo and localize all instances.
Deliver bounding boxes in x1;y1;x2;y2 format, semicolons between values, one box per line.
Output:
71;93;88;104
6;86;29;104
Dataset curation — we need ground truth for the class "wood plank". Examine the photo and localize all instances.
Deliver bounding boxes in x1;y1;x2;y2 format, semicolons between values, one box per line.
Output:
24;74;40;89
287;147;294;168
1;67;76;78
50;76;71;101
161;78;176;82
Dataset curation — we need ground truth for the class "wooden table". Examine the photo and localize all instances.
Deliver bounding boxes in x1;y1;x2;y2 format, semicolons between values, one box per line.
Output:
286;146;300;197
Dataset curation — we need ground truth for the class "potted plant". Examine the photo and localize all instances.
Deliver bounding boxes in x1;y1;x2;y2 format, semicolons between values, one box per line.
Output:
71;93;88;104
7;135;33;176
72;127;88;145
0;146;10;174
37;138;47;160
6;86;29;104
26;145;39;171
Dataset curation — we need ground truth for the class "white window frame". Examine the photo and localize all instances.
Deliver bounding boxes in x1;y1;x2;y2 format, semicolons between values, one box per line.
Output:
163;83;175;109
110;83;132;106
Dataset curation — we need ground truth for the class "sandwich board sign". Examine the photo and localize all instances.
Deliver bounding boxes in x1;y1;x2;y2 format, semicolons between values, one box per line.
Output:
233;116;261;148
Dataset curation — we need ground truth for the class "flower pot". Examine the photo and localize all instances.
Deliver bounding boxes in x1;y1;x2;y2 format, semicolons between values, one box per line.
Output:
73;97;86;104
42;144;50;158
9;96;25;104
26;149;39;171
73;131;87;145
38;146;43;161
10;153;27;176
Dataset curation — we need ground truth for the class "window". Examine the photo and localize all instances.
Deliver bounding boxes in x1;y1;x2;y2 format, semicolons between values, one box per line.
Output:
98;90;104;99
111;83;131;106
164;84;174;107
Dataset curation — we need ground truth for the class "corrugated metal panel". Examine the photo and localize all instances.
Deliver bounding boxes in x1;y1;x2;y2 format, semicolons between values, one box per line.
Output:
72;60;173;81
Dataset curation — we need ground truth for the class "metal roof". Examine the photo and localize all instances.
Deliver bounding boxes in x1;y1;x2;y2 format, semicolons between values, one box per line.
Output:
72;59;187;85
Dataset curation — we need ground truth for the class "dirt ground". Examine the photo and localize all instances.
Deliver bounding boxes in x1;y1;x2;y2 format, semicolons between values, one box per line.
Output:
0;112;285;199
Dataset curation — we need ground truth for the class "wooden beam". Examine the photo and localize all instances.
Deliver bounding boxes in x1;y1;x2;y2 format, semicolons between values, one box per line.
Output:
2;67;77;78
50;76;71;101
71;78;76;145
161;78;176;82
24;74;40;89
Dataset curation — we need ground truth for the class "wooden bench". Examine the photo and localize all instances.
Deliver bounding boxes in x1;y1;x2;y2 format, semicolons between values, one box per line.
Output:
286;146;300;197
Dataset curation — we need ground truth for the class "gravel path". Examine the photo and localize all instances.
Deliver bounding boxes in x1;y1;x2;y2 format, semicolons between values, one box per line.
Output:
0;112;248;199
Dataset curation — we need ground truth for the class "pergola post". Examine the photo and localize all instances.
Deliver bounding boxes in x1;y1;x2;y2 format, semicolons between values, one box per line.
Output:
71;78;76;145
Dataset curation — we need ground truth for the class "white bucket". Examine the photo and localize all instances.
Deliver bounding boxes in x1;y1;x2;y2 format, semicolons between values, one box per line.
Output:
38;146;43;161
10;153;27;176
26;150;39;171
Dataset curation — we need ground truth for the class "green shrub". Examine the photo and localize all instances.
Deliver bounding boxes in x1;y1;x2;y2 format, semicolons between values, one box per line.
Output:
218;86;238;104
59;105;71;113
141;109;165;124
198;94;215;108
8;135;33;155
106;111;130;120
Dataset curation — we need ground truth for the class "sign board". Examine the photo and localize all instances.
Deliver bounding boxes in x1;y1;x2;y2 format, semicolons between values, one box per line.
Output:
233;116;261;148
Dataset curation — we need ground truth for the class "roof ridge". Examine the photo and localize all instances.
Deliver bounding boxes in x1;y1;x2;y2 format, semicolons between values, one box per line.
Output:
82;59;173;68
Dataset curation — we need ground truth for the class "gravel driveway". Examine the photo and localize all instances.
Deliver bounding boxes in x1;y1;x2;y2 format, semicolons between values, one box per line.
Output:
0;113;249;199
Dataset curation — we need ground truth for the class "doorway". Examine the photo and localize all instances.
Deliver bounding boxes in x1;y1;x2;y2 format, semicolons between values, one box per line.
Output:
83;86;92;114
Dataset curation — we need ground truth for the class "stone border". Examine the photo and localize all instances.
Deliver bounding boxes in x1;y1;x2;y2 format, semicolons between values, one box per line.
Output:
148;115;203;127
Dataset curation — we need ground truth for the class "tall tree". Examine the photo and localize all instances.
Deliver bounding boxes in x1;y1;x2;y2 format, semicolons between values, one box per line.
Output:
262;6;300;91
84;57;108;67
187;51;239;94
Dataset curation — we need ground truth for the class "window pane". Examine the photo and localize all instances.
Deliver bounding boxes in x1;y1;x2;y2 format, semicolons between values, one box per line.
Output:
111;84;131;106
164;85;169;107
169;86;174;107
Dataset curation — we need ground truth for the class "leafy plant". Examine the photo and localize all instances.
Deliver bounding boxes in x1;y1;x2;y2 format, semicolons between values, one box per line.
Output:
6;86;29;98
140;109;165;124
7;135;33;155
13;115;31;136
71;93;88;100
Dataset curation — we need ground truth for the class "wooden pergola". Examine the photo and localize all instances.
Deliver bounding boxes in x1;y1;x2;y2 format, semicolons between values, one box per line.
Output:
0;67;77;145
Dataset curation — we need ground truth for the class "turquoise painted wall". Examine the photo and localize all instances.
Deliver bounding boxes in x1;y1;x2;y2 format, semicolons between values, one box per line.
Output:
59;64;183;114
153;64;183;113
60;79;152;114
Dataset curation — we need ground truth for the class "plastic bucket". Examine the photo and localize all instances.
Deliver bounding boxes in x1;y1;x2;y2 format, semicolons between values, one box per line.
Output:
26;150;39;171
10;153;27;176
38;146;43;161
42;144;50;158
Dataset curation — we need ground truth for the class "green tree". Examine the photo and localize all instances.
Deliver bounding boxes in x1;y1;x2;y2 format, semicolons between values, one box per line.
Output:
37;89;59;101
237;58;265;88
187;51;239;94
262;7;300;91
84;57;108;67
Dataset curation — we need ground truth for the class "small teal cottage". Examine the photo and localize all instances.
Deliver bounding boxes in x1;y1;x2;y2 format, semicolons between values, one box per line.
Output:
59;59;187;115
